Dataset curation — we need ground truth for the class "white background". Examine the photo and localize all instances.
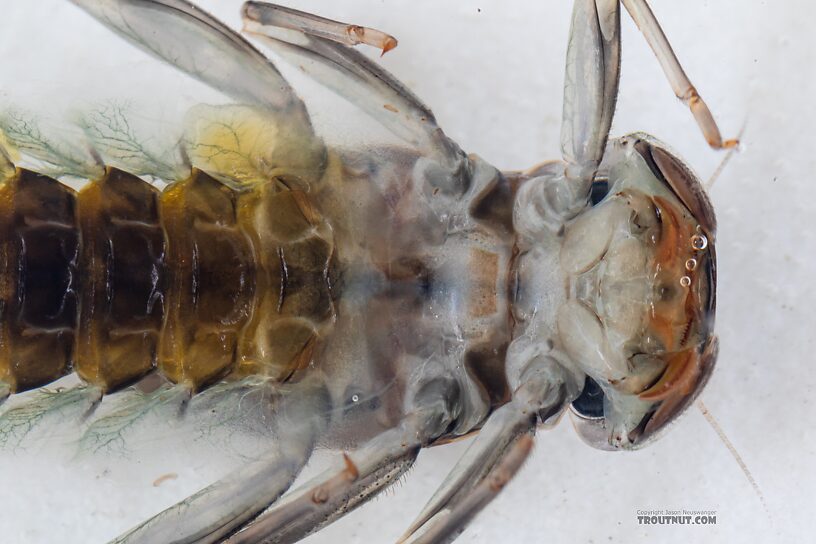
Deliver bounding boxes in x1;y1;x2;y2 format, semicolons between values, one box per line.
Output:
0;1;813;543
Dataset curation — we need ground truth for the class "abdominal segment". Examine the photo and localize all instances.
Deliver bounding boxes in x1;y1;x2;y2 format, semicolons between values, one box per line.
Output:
0;165;336;397
0;169;78;392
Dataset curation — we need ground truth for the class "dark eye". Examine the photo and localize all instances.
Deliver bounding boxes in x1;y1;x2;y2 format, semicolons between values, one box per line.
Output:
589;178;610;206
571;375;605;418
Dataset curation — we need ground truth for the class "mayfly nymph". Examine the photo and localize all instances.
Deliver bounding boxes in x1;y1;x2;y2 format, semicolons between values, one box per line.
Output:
0;1;734;542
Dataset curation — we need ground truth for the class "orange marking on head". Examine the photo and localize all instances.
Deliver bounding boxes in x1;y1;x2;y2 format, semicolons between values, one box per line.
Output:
648;313;677;353
648;196;700;352
639;348;700;402
643;387;686;434
652;196;681;269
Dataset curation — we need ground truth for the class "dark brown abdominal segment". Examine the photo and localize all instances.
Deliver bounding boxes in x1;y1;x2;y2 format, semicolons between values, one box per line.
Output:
0;169;78;392
76;168;165;392
0;166;336;397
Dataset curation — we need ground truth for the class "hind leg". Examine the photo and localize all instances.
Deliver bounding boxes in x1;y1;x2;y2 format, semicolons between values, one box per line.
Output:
112;380;331;544
240;1;468;194
242;2;398;53
68;0;304;112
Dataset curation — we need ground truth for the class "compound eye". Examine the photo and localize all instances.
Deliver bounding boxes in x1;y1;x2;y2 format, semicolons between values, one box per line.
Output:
589;178;610;206
571;375;605;419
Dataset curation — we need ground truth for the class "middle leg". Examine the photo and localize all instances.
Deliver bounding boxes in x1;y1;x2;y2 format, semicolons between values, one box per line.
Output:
224;374;461;544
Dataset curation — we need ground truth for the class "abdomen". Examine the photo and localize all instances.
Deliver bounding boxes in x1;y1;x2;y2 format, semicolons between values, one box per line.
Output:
0;166;336;398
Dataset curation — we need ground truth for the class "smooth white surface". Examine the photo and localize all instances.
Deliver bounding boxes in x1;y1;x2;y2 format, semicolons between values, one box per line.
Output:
0;1;812;543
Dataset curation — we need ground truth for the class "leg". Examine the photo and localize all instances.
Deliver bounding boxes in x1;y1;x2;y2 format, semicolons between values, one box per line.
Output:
111;380;330;544
240;2;465;169
621;0;738;149
113;439;315;544
242;2;397;54
515;0;620;230
560;0;621;185
404;435;534;544
68;0;305;114
224;376;458;544
398;358;573;543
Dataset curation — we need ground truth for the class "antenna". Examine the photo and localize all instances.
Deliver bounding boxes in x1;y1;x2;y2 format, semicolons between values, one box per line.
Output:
696;400;770;518
705;120;747;191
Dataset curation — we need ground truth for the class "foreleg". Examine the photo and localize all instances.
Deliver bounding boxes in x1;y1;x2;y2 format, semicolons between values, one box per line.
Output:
621;0;738;149
398;358;574;543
